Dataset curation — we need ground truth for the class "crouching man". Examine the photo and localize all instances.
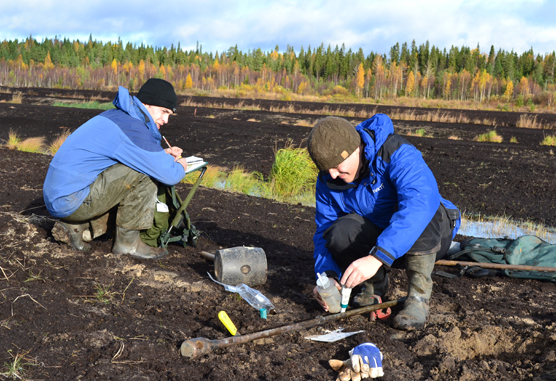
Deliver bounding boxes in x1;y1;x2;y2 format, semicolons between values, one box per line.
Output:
43;78;188;260
308;114;461;330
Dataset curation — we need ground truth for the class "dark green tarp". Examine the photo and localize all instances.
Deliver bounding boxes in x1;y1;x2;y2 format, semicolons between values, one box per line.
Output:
448;235;556;281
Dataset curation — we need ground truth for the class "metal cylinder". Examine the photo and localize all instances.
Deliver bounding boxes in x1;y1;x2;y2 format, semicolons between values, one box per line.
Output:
214;246;267;286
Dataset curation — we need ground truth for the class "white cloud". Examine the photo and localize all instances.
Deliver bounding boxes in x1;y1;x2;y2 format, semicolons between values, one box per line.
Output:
1;0;555;56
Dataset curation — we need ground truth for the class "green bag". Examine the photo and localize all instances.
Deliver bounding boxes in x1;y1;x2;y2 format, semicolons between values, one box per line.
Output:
448;235;556;281
140;184;200;249
141;184;171;247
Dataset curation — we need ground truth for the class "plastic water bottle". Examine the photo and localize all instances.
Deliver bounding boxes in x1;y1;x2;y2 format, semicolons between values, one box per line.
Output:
236;284;275;313
316;273;342;313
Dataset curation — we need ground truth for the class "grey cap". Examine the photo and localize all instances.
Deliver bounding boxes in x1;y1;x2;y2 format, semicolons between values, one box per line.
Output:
307;117;361;171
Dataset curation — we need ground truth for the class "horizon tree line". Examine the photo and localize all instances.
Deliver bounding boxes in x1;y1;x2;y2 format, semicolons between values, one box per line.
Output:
1;35;555;105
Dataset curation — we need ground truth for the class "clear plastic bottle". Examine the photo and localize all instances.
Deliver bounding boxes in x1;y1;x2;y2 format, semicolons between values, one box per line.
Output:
316;273;342;313
236;284;275;313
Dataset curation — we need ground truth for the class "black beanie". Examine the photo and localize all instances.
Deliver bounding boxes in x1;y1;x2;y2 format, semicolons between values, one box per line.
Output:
137;78;177;112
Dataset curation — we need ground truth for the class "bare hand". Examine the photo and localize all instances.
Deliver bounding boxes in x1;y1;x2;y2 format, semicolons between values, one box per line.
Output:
176;157;188;172
340;256;383;289
313;278;341;312
164;146;183;160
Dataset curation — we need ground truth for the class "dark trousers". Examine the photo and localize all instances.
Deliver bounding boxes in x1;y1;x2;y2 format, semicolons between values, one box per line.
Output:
323;204;454;272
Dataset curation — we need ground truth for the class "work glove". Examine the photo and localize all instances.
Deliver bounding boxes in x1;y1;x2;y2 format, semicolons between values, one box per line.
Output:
329;343;384;380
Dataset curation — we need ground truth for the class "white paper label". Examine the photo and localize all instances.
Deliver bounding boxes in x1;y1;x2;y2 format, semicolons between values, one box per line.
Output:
156;200;169;213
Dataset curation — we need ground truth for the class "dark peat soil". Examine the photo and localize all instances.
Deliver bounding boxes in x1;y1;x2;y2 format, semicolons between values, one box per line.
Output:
0;89;555;380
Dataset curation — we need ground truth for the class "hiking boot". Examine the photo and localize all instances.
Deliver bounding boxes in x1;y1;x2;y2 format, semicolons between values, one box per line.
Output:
352;266;389;308
112;227;168;260
52;221;91;251
393;253;436;331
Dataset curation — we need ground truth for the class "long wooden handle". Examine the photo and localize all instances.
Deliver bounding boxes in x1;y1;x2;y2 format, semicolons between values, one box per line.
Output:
181;298;404;358
200;251;215;262
436;260;556;272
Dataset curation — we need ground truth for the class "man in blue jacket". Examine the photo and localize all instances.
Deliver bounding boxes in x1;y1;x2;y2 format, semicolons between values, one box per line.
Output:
43;78;187;260
308;115;460;330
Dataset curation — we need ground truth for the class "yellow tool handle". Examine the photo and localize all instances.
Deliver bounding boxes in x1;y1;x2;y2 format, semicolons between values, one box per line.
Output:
218;311;239;336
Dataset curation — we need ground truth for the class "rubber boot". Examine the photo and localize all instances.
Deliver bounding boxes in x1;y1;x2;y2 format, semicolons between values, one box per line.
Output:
352;266;389;308
112;227;168;260
52;221;91;251
393;253;436;331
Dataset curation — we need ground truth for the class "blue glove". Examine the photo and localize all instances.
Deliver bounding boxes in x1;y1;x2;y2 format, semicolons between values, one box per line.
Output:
349;343;384;378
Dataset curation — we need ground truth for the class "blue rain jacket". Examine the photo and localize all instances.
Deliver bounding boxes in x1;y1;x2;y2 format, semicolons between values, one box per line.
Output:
43;86;185;218
314;114;460;277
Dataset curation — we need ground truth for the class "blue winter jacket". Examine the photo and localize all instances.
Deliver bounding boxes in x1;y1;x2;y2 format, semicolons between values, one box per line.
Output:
313;114;460;278
43;86;185;218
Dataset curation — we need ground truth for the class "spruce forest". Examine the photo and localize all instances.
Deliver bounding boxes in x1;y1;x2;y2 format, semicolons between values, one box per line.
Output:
1;35;556;108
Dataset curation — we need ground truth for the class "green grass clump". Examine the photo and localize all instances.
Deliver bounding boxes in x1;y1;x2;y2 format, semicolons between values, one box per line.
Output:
1;349;35;379
541;135;556;146
53;101;115;110
475;130;503;143
182;165;223;188
93;283;116;304
269;145;317;199
510;136;518;143
4;129;21;149
408;128;427;137
225;166;267;196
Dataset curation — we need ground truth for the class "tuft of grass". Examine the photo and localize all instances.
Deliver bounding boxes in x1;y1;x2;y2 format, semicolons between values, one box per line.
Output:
294;119;315;127
24;270;45;283
541;135;556;146
0;349;36;379
475;130;503;143
47;128;72;155
224;166;267;196
17;136;46;153
510;136;518;143
408;128;426;137
182;165;223;188
517;114;543;129
52;101;115;110
4;129;21;149
93;283;116;305
8;92;23;104
269;144;317;199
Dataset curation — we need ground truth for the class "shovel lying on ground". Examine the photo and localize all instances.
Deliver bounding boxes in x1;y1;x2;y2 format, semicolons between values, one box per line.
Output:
180;298;404;358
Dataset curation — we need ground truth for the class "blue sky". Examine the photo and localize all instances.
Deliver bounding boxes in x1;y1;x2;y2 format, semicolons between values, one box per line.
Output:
2;0;555;57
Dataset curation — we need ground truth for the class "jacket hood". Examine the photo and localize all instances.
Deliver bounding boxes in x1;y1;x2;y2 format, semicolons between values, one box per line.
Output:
355;113;394;163
112;86;162;143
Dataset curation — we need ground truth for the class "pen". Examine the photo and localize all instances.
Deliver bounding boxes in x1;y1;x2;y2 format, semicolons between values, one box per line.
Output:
162;136;182;159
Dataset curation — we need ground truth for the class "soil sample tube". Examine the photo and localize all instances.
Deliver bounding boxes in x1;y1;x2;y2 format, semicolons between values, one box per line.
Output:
316;273;342;313
340;286;352;313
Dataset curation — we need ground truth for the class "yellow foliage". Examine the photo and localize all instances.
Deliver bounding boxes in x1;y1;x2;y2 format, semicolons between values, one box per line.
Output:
298;82;308;95
519;76;529;95
356;63;365;96
138;60;145;79
111;59;117;75
213;59;220;72
185;74;193;89
504;80;514;99
44;52;54;70
406;71;415;96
